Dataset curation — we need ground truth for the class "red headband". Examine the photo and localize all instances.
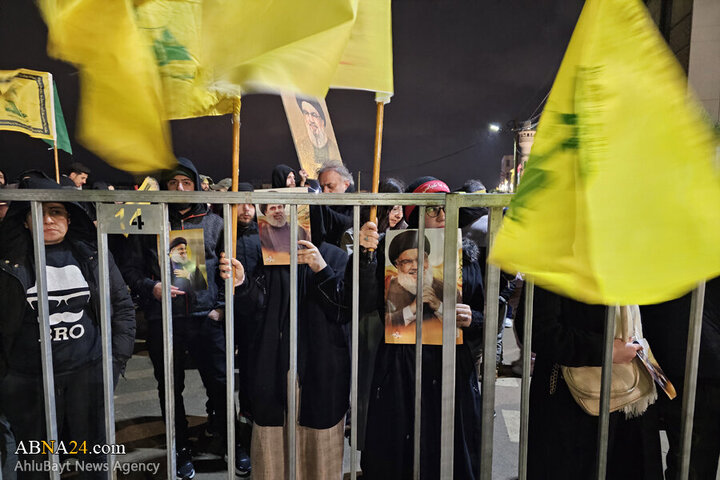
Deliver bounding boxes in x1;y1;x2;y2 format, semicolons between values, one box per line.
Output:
404;180;450;220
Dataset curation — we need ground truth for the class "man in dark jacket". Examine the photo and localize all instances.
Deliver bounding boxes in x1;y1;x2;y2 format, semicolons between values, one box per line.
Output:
120;158;249;478
232;183;262;420
0;176;136;478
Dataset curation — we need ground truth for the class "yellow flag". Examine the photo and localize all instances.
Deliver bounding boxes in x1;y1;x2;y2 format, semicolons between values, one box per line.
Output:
135;0;360;119
488;0;720;305
0;69;55;141
38;0;174;173
134;0;235;119
330;0;394;103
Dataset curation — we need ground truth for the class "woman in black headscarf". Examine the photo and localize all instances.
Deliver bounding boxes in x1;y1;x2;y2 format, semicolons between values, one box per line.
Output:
271;164;308;189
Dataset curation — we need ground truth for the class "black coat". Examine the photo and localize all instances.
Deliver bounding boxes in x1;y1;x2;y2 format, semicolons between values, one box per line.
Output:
233;221;264;412
239;242;349;429
527;287;663;480
0;199;135;382
353;235;484;479
641;276;720;386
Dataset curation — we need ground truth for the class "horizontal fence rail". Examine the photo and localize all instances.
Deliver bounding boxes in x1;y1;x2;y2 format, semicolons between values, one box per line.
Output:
0;189;706;480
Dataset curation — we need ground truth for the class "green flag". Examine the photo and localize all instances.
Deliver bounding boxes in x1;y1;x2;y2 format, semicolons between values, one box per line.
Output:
42;81;72;154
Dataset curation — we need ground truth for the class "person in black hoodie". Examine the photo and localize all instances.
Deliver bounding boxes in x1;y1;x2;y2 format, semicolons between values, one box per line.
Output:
120;158;249;479
270;164;308;189
352;176;484;479
0;175;135;479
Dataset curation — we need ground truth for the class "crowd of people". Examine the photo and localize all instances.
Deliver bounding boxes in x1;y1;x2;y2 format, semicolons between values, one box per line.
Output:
0;160;717;480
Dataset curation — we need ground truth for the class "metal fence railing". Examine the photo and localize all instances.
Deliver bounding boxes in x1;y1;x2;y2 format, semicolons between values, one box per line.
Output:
0;189;707;480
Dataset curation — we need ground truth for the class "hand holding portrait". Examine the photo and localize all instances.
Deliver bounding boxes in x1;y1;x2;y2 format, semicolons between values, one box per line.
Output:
152;282;186;300
297;240;327;273
612;338;642;364
455;303;472;328
219;252;246;288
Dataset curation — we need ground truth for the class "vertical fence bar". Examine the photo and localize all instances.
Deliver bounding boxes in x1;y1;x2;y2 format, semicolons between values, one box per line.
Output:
96;212;116;476
440;195;460;477
413;206;426;480
158;204;176;480
595;306;616;480
679;282;706;480
350;206;360;479
480;206;503;480
30;201;60;479
288;204;299;480
222;204;236;480
517;280;534;480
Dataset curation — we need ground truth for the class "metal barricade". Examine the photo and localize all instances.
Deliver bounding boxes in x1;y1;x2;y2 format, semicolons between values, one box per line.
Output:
0;188;707;480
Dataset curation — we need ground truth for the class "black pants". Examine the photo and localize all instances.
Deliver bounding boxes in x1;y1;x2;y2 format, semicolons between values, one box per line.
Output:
0;362;106;480
662;382;720;480
147;314;228;449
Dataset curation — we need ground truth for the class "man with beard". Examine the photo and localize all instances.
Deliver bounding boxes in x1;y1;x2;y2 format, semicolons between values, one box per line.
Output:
385;230;445;327
0;175;135;479
169;237;207;295
120;158;250;479
296;97;338;166
258;203;309;254
64;162;91;189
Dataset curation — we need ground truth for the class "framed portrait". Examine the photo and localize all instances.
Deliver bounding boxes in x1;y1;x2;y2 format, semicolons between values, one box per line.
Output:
255;187;312;265
167;229;207;293
281;92;343;178
384;229;463;345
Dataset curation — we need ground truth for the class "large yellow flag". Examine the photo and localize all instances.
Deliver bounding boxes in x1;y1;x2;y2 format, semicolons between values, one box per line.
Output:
488;0;720;305
135;0;361;120
38;0;174;173
330;0;394;103
134;0;234;119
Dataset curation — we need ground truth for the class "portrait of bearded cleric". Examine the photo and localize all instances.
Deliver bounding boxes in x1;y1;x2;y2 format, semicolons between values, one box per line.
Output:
281;93;343;177
384;229;462;345
255;188;312;265
168;231;208;298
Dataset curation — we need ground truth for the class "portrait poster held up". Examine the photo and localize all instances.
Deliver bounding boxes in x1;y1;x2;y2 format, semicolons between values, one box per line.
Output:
166;229;208;294
384;229;463;345
281;93;344;178
256;187;312;265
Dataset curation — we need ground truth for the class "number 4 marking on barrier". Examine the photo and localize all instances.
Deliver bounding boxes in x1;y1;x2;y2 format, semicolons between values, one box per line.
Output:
129;208;144;231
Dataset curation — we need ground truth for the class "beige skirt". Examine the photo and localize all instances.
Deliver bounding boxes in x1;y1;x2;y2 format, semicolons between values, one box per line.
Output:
251;417;345;480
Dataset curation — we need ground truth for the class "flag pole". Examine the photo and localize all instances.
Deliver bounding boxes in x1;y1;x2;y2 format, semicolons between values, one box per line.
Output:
369;101;385;223
231;97;241;258
368;101;385;252
49;72;60;183
53;139;60;183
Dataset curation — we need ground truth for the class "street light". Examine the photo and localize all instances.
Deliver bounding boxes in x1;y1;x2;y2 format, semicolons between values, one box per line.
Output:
488;123;501;133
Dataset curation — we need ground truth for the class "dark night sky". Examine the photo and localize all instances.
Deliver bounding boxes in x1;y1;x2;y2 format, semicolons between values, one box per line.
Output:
0;0;585;190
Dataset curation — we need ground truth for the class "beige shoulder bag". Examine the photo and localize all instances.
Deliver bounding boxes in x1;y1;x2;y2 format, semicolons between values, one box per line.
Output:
561;305;657;418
